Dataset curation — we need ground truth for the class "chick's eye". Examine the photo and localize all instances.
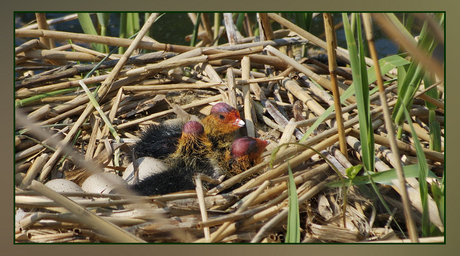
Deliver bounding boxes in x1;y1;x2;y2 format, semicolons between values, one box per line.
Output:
219;114;225;120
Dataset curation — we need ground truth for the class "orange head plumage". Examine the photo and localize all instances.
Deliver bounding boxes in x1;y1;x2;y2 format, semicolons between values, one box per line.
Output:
169;121;212;167
202;102;245;136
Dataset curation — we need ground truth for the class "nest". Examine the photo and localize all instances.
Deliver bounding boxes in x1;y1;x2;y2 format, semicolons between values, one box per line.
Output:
14;13;445;244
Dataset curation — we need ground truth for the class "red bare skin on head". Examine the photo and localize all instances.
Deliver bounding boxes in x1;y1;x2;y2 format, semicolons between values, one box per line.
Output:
202;102;244;136
231;137;268;161
224;137;268;177
170;121;211;164
182;121;204;135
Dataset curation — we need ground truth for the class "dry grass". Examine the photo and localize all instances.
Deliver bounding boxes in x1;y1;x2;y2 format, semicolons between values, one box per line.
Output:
14;13;444;244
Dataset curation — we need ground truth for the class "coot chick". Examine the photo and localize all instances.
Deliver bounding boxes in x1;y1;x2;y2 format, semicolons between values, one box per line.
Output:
132;102;244;160
202;102;245;164
132;120;184;160
130;121;221;196
131;136;267;196
222;136;268;178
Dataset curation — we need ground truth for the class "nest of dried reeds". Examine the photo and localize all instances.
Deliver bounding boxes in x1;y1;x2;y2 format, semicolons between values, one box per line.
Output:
14;13;444;244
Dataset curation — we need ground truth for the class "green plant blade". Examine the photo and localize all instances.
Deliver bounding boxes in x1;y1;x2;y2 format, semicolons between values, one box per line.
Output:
391;14;442;128
431;175;444;225
285;162;300;243
327;165;438;188
403;107;431;237
190;13;202;47
300;54;410;143
96;13;110;53
77;13;105;53
342;13;374;173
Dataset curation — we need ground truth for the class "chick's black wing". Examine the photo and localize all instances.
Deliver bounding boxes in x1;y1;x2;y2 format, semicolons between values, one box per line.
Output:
133;123;183;159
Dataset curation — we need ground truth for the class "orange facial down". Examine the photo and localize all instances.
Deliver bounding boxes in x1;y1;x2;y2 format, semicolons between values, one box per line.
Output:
202;102;245;137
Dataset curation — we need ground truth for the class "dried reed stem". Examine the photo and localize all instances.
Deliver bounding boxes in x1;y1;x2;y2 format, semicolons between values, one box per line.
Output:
266;13;373;66
27;180;146;243
323;13;348;158
241;56;255;137
363;14;418;242
116;94;222;130
195;175;211;241
238;130;347;192
226;67;238;109
19;153;49;189
20;49;105;62
15;39;47;55
265;45;356;104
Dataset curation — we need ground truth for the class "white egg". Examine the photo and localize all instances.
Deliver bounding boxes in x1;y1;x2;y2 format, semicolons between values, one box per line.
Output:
45;179;85;199
123;157;168;185
45;179;83;193
81;172;128;194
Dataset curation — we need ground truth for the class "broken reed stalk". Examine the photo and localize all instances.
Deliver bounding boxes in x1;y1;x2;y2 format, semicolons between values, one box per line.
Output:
35;13;54;50
19;153;49;189
195;175;211;241
225;67;238;108
257;13;275;41
241;56;255;137
362;14;418;242
323;13;348;158
15;39;48;55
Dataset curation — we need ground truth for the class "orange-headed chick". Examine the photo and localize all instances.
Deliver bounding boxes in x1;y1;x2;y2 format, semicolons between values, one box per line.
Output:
223;136;268;178
130;121;222;196
202;102;245;163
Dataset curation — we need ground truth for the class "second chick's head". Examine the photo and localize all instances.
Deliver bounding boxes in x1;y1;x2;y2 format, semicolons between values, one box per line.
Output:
231;136;268;162
182;120;205;135
204;102;245;135
175;121;209;155
224;136;268;177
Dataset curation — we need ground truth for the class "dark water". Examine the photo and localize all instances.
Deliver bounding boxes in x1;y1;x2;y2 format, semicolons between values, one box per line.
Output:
15;12;435;60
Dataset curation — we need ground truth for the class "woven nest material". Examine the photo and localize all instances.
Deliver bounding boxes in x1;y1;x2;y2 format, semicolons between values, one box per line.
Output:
14;12;445;244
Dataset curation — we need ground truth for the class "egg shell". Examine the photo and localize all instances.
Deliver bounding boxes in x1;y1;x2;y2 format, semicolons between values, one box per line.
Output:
45;179;84;192
123;157;168;185
45;179;85;199
81;172;128;194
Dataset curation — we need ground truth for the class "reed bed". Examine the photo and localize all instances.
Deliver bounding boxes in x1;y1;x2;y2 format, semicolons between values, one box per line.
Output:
14;12;444;244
